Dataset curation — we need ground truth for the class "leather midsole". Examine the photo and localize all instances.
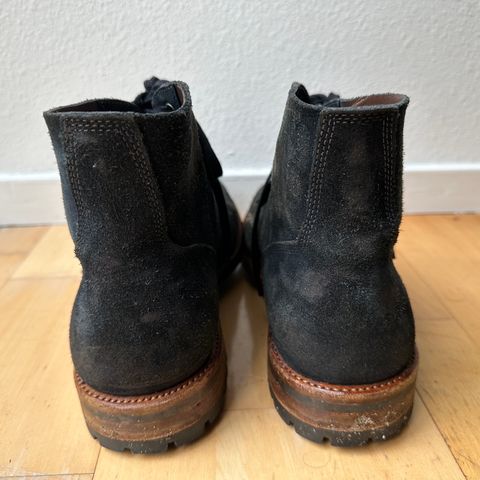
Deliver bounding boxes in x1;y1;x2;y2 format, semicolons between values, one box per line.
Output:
75;336;227;442
268;338;418;432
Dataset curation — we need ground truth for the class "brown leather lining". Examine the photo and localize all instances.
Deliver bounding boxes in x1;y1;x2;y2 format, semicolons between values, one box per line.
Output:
345;94;405;107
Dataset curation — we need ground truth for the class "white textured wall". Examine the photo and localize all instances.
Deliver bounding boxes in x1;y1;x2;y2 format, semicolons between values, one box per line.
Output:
1;0;479;176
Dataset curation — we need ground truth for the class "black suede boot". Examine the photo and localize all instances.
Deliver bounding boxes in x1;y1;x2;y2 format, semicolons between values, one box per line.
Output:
44;78;242;453
244;83;418;446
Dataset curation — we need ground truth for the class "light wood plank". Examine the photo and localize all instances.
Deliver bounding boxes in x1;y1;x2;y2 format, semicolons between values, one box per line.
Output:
0;226;47;255
92;397;463;480
13;226;80;279
0;278;98;476
0;476;92;480
220;272;271;411
0;254;25;290
427;215;480;258
395;253;451;321
416;316;480;480
397;215;480;346
0;227;48;288
396;216;480;479
395;248;480;479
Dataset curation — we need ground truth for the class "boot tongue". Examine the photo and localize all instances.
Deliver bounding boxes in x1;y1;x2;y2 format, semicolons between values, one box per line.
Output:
310;92;341;107
295;84;341;108
134;77;181;113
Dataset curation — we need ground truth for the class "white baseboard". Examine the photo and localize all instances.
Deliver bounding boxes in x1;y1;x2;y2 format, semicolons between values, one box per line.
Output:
1;165;479;226
0;172;67;226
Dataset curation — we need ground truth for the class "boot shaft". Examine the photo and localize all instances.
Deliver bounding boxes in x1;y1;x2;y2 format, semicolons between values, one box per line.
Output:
266;84;408;261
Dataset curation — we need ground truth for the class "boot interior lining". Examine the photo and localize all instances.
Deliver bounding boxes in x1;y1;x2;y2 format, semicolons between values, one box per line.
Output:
343;94;405;107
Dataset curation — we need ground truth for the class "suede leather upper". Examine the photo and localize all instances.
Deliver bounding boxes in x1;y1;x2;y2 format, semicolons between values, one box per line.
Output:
44;79;240;395
245;83;415;385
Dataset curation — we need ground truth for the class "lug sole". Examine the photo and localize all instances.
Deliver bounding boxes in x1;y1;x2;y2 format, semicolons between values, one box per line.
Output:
268;338;418;447
74;337;227;454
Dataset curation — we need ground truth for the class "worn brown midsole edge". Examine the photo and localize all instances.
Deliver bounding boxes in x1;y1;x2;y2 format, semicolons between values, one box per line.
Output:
74;337;227;443
268;338;418;433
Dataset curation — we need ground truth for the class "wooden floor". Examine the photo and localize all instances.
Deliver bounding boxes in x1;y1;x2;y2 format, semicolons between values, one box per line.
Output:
0;215;479;480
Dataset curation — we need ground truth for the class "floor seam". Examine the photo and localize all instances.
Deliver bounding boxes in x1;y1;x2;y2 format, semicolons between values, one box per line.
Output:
91;445;102;480
416;388;467;480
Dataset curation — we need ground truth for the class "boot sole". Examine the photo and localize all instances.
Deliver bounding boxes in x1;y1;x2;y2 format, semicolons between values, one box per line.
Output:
268;338;418;446
74;337;227;453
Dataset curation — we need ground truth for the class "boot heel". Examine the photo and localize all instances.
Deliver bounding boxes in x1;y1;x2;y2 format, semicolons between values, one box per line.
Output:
268;338;418;446
75;338;226;453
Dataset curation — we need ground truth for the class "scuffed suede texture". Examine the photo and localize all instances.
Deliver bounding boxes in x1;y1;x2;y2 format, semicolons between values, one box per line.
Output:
44;81;240;395
245;83;415;385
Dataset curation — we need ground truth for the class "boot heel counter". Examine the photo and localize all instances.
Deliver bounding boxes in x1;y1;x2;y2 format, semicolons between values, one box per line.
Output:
264;247;414;385
263;103;414;384
70;243;219;395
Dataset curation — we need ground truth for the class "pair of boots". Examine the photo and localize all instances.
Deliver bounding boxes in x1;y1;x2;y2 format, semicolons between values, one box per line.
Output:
44;77;417;453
